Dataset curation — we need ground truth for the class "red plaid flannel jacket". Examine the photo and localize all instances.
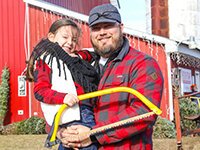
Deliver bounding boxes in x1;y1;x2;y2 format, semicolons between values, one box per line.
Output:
81;38;164;150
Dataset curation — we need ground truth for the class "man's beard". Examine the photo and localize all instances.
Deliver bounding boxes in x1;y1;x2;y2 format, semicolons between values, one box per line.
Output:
93;47;113;58
91;34;123;58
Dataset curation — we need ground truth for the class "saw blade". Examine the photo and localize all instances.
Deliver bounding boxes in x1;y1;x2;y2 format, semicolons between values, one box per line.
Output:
82;111;155;137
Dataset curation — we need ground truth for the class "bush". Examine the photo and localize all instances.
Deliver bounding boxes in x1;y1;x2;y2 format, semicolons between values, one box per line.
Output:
14;116;46;134
153;116;176;138
179;97;200;131
152;96;199;138
0;116;46;135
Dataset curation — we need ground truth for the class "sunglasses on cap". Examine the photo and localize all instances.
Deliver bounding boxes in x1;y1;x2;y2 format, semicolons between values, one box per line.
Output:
89;11;121;26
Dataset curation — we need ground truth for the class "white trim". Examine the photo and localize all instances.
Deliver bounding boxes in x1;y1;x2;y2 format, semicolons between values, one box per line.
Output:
24;2;32;118
27;2;32;118
166;53;174;120
195;71;200;92
26;2;31;60
145;0;152;34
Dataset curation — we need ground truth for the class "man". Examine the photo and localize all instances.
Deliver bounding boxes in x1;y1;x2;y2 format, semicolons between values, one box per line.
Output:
58;3;164;150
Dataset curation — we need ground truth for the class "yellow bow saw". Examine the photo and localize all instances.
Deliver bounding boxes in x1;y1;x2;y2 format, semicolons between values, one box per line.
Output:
45;87;162;148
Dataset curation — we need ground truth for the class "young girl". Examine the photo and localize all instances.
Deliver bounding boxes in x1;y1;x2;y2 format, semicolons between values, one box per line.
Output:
26;18;99;150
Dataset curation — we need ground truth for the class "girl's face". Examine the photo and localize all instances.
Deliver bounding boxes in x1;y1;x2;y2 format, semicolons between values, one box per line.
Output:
48;25;79;54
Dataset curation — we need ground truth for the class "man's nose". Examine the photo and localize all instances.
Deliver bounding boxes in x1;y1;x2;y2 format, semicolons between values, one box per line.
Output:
99;28;107;35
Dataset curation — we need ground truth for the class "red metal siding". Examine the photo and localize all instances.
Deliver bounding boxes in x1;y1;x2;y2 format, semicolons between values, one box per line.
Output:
42;0;110;15
0;0;28;124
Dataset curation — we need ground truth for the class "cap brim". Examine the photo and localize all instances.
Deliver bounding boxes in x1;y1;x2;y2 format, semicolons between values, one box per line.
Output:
89;19;117;27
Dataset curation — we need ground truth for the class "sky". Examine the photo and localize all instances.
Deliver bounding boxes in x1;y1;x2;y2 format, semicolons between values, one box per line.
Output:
118;0;146;32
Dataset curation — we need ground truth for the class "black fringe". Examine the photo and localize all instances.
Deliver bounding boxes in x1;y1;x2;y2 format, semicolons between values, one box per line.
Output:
31;38;99;93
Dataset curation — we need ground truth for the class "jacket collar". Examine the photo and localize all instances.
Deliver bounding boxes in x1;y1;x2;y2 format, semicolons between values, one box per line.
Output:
113;37;130;61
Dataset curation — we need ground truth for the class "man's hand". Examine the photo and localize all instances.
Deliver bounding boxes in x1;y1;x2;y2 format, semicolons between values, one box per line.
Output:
58;125;92;148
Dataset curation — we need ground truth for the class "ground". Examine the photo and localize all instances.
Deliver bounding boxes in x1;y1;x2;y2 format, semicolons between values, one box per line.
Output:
0;135;199;150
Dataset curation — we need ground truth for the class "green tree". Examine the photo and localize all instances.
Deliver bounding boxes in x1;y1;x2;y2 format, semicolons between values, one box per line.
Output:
0;67;10;133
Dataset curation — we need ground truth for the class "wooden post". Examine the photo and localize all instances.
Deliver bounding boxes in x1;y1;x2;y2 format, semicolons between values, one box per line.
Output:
173;95;183;150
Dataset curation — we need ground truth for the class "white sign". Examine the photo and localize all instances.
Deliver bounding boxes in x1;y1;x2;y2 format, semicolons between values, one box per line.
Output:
18;76;26;96
180;68;192;93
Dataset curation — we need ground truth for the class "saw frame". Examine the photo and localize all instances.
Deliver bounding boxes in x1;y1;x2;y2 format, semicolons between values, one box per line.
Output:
44;86;162;148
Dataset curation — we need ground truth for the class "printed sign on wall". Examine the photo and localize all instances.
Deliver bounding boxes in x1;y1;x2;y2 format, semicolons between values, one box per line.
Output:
180;68;192;93
18;76;26;96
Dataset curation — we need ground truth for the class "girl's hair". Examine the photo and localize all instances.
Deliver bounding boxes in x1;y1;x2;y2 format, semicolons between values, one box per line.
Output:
26;18;81;82
48;18;81;35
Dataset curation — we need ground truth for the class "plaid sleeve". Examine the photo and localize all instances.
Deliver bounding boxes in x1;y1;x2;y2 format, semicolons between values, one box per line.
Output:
33;60;66;104
95;57;164;144
77;50;93;63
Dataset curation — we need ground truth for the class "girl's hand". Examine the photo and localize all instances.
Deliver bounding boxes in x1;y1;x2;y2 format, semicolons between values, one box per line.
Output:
63;94;79;106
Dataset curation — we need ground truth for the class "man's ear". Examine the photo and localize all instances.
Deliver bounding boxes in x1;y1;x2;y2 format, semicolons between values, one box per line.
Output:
120;23;124;32
47;32;55;42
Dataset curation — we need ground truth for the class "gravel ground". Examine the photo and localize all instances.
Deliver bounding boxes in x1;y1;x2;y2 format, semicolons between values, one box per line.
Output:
0;135;199;150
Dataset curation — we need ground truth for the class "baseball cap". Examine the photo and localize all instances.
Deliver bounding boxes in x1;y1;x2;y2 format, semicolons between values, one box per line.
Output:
88;4;121;27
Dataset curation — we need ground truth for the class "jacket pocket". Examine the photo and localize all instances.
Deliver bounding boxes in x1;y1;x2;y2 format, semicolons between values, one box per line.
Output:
104;74;125;87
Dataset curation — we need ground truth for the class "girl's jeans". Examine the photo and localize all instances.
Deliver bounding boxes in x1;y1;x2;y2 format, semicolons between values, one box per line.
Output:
58;105;97;150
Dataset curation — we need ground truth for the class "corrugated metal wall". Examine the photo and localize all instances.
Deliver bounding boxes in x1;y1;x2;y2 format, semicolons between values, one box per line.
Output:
42;0;110;15
0;0;29;124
